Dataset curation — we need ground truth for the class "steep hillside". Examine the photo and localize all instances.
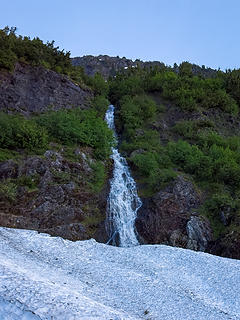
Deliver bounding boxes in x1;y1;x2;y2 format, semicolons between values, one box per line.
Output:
0;28;112;241
109;64;240;259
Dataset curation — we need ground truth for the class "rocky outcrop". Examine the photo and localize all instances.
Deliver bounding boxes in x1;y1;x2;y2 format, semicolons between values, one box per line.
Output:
72;55;168;79
136;175;213;251
0;62;92;115
71;55;217;79
0;149;109;241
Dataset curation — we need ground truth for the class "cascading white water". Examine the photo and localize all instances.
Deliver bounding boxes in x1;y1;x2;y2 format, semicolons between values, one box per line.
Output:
105;105;142;247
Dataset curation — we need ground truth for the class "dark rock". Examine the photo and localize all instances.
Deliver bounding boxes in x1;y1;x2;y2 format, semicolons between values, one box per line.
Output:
0;160;18;179
210;230;240;259
42;223;88;241
71;55;217;79
39;169;52;189
0;62;92;114
219;208;232;226
0;149;109;242
18;157;46;177
136;175;212;251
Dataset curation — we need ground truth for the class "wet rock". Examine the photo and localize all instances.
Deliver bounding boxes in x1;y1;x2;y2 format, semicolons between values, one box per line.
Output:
62;182;75;192
186;216;213;251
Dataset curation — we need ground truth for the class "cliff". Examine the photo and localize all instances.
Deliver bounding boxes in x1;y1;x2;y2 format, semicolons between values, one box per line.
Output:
0;62;92;115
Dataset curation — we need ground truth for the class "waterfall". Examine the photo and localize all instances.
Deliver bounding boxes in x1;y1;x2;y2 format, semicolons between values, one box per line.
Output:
105;105;142;247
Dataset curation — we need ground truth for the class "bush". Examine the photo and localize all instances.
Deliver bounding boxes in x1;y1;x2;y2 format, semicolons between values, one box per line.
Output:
202;89;238;115
167;140;214;180
89;161;106;193
131;152;159;177
119;94;157;140
17;174;40;190
87;73;109;96
209;145;240;187
0;112;48;150
0;148;18;161
173;119;215;140
130;151;176;191
203;193;235;217
36;109;114;160
92;95;110;116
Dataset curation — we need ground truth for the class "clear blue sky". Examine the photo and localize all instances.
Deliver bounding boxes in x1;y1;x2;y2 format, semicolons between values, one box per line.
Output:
1;0;239;70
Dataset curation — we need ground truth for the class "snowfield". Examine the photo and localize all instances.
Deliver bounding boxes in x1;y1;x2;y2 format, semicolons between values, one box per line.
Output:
0;227;240;320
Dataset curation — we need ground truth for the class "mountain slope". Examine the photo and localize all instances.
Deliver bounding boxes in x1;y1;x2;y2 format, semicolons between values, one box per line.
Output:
1;227;240;319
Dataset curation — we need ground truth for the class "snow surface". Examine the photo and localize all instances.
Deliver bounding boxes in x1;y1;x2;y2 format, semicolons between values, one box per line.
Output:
0;227;240;320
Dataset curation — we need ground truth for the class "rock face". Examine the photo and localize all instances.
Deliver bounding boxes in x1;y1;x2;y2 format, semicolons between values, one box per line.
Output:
209;230;240;259
186;216;213;251
0;149;109;241
0;62;92;114
136;175;213;251
71;55;217;79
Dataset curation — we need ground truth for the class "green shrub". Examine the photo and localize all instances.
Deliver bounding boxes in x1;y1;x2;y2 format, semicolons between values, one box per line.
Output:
196;131;227;149
0;148;19;161
131;152;159;177
173;119;215;140
119;94;157;141
130;150;175;191
92;95;110;116
89;161;106;193
109;74;144;103
36;109;114;160
17;174;40;190
202;89;238;115
86;72;109;96
0;112;48;150
149;168;177;191
0;180;17;202
167;140;214;180
51;170;71;184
